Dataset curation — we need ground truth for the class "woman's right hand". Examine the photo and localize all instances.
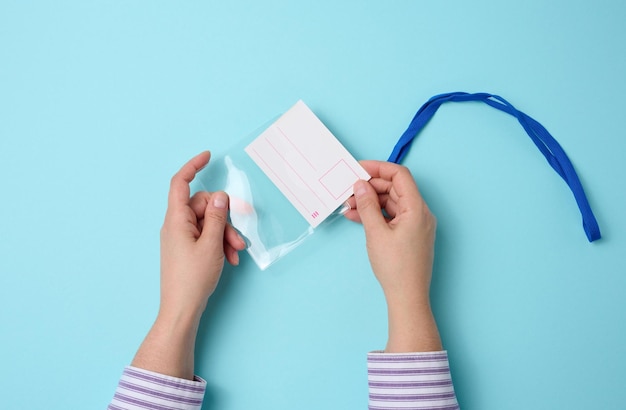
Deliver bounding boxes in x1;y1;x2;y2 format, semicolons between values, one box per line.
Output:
345;160;442;352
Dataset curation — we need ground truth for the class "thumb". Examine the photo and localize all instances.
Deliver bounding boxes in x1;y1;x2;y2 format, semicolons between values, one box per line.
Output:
199;191;229;245
353;180;387;235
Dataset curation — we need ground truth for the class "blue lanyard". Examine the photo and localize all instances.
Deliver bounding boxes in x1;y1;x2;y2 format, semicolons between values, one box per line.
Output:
388;92;601;242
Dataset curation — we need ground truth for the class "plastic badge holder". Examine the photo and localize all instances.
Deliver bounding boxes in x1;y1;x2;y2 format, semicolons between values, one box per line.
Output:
196;102;367;270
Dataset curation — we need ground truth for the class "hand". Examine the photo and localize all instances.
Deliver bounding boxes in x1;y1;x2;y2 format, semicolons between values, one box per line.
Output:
160;151;247;319
345;161;436;301
132;151;246;379
345;160;442;352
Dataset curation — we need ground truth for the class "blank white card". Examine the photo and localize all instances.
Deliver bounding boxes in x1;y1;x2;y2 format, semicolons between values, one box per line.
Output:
245;100;371;228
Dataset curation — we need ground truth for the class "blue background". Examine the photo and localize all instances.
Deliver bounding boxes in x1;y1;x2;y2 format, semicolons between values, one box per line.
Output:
1;1;625;409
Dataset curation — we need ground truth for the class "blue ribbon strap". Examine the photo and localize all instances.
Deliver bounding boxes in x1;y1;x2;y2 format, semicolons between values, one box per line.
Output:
388;92;601;242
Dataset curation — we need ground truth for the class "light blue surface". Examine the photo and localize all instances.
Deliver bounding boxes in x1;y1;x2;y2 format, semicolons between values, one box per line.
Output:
1;1;625;409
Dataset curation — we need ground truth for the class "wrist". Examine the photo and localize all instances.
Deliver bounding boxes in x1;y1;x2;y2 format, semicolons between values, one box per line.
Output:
385;296;442;353
158;291;208;324
131;305;202;380
156;304;203;332
382;280;430;317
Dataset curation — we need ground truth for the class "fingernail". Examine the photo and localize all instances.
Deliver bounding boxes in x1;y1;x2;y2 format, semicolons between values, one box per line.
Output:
213;192;228;209
354;180;367;198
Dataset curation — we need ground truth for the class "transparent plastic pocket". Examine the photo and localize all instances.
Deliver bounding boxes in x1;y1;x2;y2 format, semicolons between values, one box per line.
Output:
196;135;348;270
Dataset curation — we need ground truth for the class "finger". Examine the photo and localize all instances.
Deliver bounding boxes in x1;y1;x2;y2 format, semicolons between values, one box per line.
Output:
189;191;211;219
191;192;253;221
199;217;246;248
363;172;408;205
359;160;422;201
168;151;211;209
353;180;387;234
344;194;359;222
367;177;393;195
198;191;229;246
346;195;357;211
224;242;240;266
343;208;363;224
192;191;246;249
345;191;397;223
225;224;246;250
358;160;403;179
378;194;399;218
358;160;389;179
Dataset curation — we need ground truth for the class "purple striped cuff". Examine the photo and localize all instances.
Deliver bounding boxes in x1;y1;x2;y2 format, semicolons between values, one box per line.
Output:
108;366;206;410
368;350;459;410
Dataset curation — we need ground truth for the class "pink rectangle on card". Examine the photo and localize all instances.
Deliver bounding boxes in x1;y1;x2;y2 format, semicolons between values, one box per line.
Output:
319;160;360;200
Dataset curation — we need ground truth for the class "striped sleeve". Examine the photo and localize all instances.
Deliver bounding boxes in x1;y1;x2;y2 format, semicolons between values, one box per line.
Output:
108;366;206;410
367;350;459;410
